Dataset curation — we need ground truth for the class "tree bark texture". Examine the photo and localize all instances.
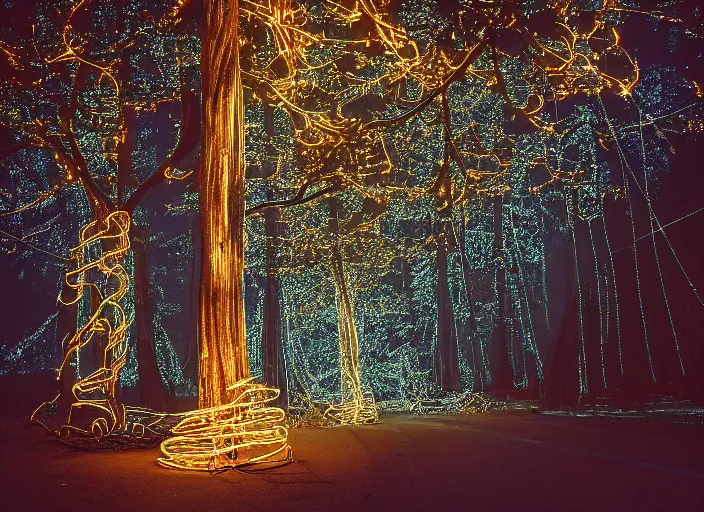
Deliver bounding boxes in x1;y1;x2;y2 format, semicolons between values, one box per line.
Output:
546;190;582;407
546;220;581;407
262;202;287;406
328;198;364;405
459;205;484;391
132;229;168;411
492;193;514;394
198;0;249;408
435;221;461;392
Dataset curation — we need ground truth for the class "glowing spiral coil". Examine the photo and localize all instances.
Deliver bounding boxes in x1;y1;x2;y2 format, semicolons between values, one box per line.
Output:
158;378;291;471
31;211;132;441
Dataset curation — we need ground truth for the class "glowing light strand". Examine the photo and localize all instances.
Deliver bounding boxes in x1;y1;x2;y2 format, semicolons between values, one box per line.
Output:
158;378;291;471
31;211;131;441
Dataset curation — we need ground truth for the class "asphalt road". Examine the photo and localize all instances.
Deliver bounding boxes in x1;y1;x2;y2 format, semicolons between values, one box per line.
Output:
1;411;702;511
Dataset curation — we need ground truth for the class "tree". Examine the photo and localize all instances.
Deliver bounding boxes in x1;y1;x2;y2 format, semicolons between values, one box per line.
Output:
0;0;200;435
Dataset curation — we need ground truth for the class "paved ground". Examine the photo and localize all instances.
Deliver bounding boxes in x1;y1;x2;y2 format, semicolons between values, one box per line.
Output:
1;410;702;511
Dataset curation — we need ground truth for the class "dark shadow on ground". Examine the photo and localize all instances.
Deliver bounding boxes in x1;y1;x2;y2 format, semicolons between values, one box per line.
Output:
1;409;702;511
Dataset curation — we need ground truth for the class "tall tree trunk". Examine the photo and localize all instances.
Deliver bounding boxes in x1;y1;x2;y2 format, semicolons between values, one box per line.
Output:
546;189;581;407
198;0;248;409
492;193;514;396
546;226;580;407
400;257;419;347
328;198;363;405
131;227;168;411
546;281;580;407
262;198;287;407
458;204;484;391
435;221;461;392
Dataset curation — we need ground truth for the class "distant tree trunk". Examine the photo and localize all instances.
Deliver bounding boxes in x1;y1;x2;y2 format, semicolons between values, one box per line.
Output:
604;191;653;406
509;202;542;398
458;204;484;391
547;283;580;407
546;190;581;407
400;257;418;347
579;216;606;399
492;193;514;396
435;220;461;392
131;227;168;411
262;196;287;407
198;0;248;408
328;198;363;405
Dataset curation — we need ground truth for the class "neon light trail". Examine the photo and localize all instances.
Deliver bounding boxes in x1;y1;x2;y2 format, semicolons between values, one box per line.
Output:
0;0;703;478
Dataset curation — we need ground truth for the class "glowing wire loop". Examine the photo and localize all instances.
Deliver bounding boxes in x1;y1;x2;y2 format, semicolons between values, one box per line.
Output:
158;378;291;471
